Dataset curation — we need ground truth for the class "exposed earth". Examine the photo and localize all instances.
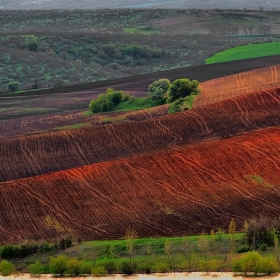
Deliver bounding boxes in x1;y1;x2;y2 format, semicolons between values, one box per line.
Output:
0;55;280;243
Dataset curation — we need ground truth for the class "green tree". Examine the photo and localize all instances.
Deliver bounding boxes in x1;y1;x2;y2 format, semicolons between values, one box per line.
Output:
8;81;20;93
228;218;236;253
49;254;68;276
197;235;210;261
125;228;138;273
167;78;199;102
148;78;170;104
28;260;44;277
66;258;81;276
232;251;279;275
0;260;15;276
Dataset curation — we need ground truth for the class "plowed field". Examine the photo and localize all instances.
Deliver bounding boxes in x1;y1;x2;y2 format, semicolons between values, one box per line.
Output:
0;125;280;242
194;64;280;108
1;56;280;244
1;88;279;183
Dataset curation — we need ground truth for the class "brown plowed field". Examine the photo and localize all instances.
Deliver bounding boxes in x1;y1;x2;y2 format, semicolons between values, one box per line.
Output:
1;88;279;183
1;56;280;244
194;64;280;108
0;126;280;243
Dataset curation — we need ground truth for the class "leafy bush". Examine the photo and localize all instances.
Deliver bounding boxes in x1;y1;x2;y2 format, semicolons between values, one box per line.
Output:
153;261;169;273
148;78;170;104
66;258;81;276
79;261;92;275
91;265;107;276
49;254;68;276
0;260;15;276
167;78;199;102
0;245;14;259
28;260;44;277
119;261;134;275
89;88;129;113
232;251;279;275
99;260;116;274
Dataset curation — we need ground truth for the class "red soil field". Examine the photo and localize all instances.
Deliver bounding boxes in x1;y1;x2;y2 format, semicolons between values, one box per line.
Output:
1;88;279;183
1;56;280;244
0;125;279;243
194;64;280;108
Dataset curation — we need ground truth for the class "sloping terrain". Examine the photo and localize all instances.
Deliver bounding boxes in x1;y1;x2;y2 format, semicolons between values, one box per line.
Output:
1;55;280;139
0;84;280;242
1;55;280;244
194;64;280;108
0;124;279;243
1;88;279;183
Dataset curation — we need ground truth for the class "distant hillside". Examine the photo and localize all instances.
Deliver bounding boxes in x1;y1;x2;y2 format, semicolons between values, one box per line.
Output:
1;0;280;10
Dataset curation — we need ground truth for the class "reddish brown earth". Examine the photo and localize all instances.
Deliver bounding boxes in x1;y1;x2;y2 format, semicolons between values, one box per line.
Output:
0;56;280;243
0;125;280;243
1;88;279;183
194;64;280;108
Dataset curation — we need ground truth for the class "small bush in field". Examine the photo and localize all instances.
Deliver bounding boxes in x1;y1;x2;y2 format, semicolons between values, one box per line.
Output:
66;257;81;276
28;260;44;277
153;262;169;273
49;254;68;276
79;261;92;275
0;260;15;276
91;265;107;276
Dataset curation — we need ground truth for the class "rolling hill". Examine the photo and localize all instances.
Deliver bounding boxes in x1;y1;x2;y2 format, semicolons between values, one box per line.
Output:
0;57;280;244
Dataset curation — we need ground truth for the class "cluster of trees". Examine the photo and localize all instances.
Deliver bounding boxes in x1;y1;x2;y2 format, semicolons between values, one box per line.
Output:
89;88;130;113
89;78;200;114
0;237;72;259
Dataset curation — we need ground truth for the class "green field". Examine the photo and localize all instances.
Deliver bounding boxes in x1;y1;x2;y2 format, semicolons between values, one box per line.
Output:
206;42;280;64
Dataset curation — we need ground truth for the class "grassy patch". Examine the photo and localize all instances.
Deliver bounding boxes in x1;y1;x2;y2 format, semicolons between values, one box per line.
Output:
206;42;280;64
115;97;157;111
54;122;91;130
245;174;275;188
101;116;126;123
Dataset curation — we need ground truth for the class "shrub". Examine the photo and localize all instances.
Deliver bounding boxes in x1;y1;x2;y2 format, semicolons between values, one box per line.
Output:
0;245;14;259
91;265;107;276
167;78;199;102
79;261;92;275
89;88;129;113
232;251;279;275
153;261;169;273
148;78;170;104
28;260;44;277
66;258;81;276
0;260;15;276
7;81;20;93
49;254;68;276
119;261;134;275
100;260;116;274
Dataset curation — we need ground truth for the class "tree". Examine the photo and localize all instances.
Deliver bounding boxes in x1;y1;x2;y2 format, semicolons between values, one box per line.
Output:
228;218;236;253
49;254;68;276
28;260;44;277
0;260;15;276
8;81;20;93
197;235;210;261
148;78;170;104
167;78;199;102
125;228;137;273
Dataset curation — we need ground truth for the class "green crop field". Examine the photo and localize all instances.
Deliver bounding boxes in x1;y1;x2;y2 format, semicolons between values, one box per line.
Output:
206;42;280;64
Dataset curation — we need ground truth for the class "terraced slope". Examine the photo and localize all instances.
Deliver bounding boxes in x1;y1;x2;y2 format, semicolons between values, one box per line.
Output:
1;88;279;183
194;64;280;108
0;125;279;243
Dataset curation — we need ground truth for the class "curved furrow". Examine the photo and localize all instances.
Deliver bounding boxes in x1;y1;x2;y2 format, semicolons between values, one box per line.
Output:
194;64;280;108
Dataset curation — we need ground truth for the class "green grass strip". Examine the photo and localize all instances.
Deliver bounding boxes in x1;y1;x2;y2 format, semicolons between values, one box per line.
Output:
206;42;280;64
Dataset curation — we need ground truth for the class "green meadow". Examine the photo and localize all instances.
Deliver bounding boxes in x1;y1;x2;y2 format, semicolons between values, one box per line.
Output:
206;42;280;64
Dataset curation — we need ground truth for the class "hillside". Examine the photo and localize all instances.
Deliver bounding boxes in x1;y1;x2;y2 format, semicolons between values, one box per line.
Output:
194;63;280;107
1;9;280;92
0;80;280;242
